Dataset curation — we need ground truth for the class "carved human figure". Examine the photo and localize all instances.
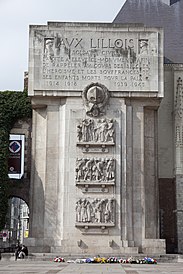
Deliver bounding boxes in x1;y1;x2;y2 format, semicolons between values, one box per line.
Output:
139;39;148;55
95;119;108;142
92;163;97;181
44;39;54;60
76;200;82;222
104;119;114;142
81;119;89;142
102;158;108;181
76;158;85;181
94;199;102;223
80;199;88;222
101;199;107;223
93;119;100;142
84;158;94;181
92;159;102;181
104;207;110;223
81;119;93;142
88;119;94;141
77;125;82;142
106;198;114;223
86;200;92;222
106;158;115;181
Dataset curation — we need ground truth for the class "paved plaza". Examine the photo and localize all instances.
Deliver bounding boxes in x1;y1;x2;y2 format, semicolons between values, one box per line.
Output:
1;260;183;274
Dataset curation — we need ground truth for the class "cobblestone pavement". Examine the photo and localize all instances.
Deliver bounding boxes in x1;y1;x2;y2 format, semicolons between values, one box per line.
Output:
1;261;183;274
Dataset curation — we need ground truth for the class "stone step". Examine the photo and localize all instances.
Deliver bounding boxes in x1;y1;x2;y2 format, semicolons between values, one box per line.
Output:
1;252;183;263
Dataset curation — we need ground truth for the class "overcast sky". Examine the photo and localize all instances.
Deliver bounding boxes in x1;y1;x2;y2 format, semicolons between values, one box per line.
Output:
0;0;125;91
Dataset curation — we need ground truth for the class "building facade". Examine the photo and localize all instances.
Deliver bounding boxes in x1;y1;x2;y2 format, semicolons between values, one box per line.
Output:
114;0;183;254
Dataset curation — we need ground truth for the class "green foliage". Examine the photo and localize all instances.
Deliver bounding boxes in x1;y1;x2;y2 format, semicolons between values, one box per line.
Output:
0;90;32;231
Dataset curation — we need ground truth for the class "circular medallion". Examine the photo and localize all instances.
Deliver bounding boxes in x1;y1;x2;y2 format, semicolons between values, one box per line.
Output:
82;83;110;117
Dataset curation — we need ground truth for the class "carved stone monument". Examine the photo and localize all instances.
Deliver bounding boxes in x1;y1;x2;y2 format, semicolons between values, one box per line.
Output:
26;22;165;254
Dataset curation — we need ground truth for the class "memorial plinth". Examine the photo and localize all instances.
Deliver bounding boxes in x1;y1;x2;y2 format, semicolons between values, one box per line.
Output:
26;22;165;255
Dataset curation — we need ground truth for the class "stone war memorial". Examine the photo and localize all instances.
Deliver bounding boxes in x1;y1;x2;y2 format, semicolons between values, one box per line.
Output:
26;22;166;255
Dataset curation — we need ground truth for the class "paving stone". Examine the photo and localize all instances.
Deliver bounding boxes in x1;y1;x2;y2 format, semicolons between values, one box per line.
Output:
1;261;183;274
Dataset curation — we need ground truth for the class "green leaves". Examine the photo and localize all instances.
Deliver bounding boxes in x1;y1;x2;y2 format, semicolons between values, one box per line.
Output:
0;90;32;230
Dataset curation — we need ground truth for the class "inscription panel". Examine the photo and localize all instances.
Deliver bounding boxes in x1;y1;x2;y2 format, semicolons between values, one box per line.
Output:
29;23;162;93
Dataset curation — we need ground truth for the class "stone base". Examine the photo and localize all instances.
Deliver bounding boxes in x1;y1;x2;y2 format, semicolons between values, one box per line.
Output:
24;237;166;255
51;246;139;256
23;238;51;253
24;237;139;255
141;239;166;254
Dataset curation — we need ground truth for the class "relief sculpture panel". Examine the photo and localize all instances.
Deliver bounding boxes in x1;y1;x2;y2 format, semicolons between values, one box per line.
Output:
75;198;115;225
77;118;115;144
75;158;115;185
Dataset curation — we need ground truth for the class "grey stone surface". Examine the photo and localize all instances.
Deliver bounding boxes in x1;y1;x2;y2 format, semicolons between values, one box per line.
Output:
114;0;183;254
29;22;163;96
158;65;174;179
1;260;183;274
27;22;165;255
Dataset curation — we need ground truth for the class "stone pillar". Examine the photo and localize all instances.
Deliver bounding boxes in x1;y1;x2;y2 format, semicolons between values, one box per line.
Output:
126;105;135;247
44;103;59;244
125;99;165;253
121;101;129;247
27;100;61;251
144;108;159;239
28;105;47;251
132;105;145;249
57;98;78;243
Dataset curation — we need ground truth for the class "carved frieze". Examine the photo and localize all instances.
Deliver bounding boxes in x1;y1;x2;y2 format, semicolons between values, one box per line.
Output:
77;118;115;147
75;158;115;185
175;77;183;118
82;83;110;117
175;77;183;147
75;198;115;225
